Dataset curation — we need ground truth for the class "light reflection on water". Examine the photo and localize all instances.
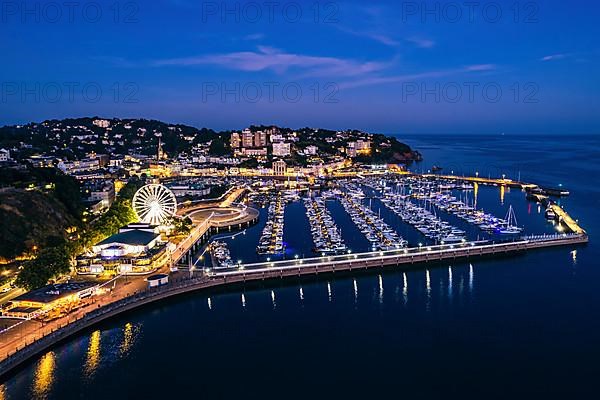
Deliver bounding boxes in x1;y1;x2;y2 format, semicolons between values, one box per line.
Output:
9;263;481;399
32;351;55;399
84;331;101;378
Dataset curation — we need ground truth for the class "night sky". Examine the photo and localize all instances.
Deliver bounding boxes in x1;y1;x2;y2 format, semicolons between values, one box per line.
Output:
2;0;598;134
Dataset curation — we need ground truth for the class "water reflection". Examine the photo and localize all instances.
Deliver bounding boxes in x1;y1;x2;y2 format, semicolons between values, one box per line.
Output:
448;267;453;299
84;330;101;378
402;273;408;306
426;270;431;311
473;182;479;209
327;282;332;302
241;293;246;308
119;323;135;357
207;297;212;310
271;290;276;309
299;286;304;301
353;279;358;304
32;351;55;399
378;275;384;304
469;264;474;294
500;185;505;205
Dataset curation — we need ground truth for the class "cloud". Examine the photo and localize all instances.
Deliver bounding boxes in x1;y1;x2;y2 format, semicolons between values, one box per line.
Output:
541;54;569;61
406;37;436;49
339;64;497;89
153;46;390;77
334;26;400;46
464;64;496;71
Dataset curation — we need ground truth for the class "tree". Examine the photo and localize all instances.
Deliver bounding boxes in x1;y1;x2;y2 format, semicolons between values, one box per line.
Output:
16;246;72;290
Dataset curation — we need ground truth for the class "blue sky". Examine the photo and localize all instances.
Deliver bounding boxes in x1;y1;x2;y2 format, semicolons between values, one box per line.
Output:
1;0;599;134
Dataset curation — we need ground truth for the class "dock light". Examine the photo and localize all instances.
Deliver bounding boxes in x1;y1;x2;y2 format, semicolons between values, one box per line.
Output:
404;249;408;254
380;252;384;256
476;172;479;177
295;254;299;260
502;174;506;180
348;249;352;254
462;239;467;243
237;260;242;265
354;255;358;259
267;257;270;262
427;247;432;251
321;252;325;257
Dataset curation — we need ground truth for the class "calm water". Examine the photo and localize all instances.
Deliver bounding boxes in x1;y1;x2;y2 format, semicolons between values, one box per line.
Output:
2;135;599;399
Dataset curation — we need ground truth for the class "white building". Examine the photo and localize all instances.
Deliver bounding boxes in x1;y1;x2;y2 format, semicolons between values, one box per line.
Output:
92;224;161;258
0;148;11;162
272;142;291;157
304;145;318;155
93;119;111;128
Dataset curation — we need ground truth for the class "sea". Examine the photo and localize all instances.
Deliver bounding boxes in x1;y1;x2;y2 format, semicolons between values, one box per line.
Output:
1;134;599;399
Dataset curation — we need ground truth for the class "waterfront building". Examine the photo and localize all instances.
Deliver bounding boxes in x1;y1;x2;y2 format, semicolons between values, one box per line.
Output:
78;223;168;275
273;160;287;176
2;282;98;320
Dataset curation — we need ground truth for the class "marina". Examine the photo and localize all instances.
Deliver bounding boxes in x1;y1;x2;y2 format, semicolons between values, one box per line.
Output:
303;195;347;255
256;193;287;255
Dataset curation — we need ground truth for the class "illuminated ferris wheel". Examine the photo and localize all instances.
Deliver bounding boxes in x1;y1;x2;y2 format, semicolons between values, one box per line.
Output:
132;184;177;225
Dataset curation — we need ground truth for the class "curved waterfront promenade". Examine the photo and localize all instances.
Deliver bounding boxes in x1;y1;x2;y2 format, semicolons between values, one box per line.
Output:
0;232;588;379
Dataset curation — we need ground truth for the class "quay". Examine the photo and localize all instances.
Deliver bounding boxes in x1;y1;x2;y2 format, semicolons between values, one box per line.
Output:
0;232;588;379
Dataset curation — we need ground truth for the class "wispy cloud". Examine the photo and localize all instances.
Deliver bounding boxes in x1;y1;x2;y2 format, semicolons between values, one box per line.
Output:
339;64;497;89
334;26;400;46
153;46;390;77
541;53;570;61
406;37;436;49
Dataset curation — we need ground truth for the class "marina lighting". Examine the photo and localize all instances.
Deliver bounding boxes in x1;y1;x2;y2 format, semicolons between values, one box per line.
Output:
348;249;352;254
237;260;242;265
295;255;299;259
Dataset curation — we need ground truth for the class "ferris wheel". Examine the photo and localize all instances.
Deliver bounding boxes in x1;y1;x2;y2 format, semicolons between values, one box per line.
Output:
132;184;177;225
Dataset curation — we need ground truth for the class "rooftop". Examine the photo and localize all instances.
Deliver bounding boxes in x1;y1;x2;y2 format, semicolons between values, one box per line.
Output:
13;282;97;304
96;229;160;247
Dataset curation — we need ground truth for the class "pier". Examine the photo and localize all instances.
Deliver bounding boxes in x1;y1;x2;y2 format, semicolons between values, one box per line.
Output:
0;232;587;379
